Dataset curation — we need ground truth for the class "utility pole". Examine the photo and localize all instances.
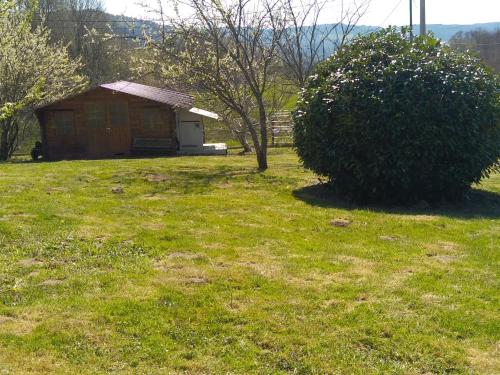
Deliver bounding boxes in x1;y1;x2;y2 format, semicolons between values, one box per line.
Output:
409;0;413;40
420;0;426;36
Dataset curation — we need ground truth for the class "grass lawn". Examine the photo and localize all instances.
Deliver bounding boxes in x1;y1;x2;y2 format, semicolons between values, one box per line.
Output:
0;148;498;374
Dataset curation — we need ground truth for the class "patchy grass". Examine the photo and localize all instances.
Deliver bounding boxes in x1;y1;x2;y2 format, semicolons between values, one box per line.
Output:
0;149;498;374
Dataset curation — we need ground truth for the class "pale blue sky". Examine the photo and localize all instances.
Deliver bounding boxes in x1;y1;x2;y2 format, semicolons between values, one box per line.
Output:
103;0;500;27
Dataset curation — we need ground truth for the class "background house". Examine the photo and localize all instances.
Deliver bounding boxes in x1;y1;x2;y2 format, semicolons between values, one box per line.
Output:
35;81;225;160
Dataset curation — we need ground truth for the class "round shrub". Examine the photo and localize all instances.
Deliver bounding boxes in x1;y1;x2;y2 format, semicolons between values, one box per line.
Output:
293;28;500;204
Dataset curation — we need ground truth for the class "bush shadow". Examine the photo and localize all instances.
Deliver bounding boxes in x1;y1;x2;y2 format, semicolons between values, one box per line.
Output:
293;183;500;219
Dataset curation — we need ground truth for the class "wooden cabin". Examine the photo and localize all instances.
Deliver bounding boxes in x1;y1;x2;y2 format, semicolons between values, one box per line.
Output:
35;81;223;160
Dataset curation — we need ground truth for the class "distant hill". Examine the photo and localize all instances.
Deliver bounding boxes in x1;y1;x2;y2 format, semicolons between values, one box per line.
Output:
106;13;161;39
401;22;500;41
276;22;500;59
340;22;500;41
104;14;500;56
104;13;500;43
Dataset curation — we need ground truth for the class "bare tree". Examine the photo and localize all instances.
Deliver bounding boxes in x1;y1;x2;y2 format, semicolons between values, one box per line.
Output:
26;0;133;84
276;0;370;87
450;29;500;73
138;0;287;170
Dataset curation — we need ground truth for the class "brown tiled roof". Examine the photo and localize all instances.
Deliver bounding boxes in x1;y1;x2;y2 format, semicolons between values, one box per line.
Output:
100;81;194;109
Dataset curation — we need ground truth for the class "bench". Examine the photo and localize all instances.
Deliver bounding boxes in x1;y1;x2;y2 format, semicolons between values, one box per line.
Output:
132;137;173;150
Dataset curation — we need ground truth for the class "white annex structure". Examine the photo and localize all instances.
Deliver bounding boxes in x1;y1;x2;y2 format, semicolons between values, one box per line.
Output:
176;108;227;155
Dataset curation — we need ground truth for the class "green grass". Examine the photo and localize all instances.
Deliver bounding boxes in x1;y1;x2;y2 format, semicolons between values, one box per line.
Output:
0;149;498;374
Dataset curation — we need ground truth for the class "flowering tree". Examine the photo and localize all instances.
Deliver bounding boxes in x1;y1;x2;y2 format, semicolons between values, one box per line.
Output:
0;2;86;160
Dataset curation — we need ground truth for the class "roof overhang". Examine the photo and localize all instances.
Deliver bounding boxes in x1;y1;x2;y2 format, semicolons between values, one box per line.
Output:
188;107;219;120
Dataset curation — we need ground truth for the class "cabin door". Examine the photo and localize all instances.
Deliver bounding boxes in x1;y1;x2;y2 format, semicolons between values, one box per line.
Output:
85;101;130;158
107;100;130;156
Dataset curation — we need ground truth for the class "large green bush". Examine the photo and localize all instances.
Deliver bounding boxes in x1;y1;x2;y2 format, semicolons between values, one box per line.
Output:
293;28;500;203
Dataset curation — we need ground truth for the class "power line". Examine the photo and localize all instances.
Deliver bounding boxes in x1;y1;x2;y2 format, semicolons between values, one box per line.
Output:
380;0;404;27
42;18;158;23
37;0;344;24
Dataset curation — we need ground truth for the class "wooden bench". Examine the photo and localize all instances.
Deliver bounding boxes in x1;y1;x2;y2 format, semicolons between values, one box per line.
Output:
132;137;173;150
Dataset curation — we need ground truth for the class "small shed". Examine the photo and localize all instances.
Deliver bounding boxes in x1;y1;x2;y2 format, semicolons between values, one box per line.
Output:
35;81;225;160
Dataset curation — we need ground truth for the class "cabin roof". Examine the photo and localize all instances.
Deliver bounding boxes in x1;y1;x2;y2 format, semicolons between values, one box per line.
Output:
100;81;194;109
35;81;219;120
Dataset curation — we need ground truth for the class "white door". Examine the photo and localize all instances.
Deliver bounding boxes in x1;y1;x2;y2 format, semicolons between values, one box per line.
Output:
179;121;204;148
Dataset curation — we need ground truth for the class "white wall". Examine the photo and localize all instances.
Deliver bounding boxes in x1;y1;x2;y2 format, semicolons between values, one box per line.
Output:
176;110;205;148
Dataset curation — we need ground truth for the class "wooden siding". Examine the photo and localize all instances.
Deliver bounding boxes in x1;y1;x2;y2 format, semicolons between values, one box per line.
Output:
38;87;177;160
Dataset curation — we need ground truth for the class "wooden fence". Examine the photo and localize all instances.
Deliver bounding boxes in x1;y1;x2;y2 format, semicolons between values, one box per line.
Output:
270;111;293;147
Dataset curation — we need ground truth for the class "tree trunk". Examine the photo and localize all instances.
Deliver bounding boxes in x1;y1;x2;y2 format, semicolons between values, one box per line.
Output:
237;132;253;153
0;118;18;161
256;147;268;170
0;124;10;161
243;117;266;170
257;102;268;171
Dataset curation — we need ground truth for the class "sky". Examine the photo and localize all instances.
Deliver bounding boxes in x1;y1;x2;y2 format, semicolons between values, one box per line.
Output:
103;0;500;27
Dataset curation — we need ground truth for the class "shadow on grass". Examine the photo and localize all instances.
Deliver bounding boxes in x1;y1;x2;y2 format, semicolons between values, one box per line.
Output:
110;164;270;195
293;183;500;219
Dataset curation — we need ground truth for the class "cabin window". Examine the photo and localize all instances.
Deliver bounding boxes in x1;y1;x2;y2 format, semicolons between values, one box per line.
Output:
143;107;162;130
109;101;128;127
52;111;74;136
85;102;106;128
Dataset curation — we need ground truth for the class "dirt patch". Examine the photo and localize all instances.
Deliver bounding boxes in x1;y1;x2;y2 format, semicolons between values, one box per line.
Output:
400;215;438;222
433;255;460;264
154;263;184;271
111;186;124;194
144;173;169;182
334;255;376;274
468;346;500;374
203;243;226;250
153;264;168;271
141;194;165;200
425;241;461;253
322;299;341;309
167;252;206;261
0;316;13;324
0;212;36;221
154;262;209;288
437;241;460;251
424;241;463;264
18;258;43;268
355;295;369;303
46;187;67;194
331;219;351;227
386;268;416;289
421;293;445;304
142;223;165;231
239;253;374;288
0;315;36;335
153;252;208;272
75;226;111;241
379;235;400;241
186;277;208;285
238;260;282;280
39;279;64;286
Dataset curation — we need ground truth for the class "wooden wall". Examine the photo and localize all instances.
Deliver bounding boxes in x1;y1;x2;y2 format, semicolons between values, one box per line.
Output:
38;87;177;160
